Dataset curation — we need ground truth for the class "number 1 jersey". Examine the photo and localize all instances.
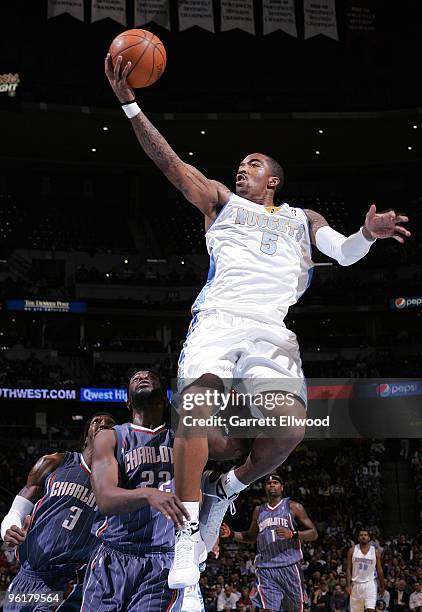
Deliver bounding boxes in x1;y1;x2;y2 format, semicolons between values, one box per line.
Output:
96;423;175;555
256;497;303;569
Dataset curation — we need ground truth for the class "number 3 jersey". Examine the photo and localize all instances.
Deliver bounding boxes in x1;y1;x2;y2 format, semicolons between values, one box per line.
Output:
19;451;98;572
96;423;175;555
193;193;313;326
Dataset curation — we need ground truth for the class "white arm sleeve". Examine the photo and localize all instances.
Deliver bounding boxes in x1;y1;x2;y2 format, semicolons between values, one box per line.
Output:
1;495;34;540
315;225;376;266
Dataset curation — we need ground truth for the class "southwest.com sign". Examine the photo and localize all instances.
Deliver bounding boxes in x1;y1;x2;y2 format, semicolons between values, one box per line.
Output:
390;296;422;310
0;388;76;400
0;387;127;402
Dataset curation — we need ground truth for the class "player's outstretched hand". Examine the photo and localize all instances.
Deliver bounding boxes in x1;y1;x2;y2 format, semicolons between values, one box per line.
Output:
364;203;411;243
145;489;189;529
220;523;233;538
104;53;135;104
4;515;31;547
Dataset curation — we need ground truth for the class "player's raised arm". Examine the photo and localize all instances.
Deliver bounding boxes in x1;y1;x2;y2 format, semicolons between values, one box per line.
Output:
220;506;260;545
91;429;188;528
105;54;230;219
1;453;63;547
305;203;410;266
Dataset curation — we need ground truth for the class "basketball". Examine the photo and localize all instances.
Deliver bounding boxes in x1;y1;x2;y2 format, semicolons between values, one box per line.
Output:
109;29;167;88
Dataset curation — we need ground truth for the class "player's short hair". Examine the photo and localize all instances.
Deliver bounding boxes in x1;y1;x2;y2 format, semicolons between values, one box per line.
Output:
265;155;285;194
128;367;162;389
81;412;116;449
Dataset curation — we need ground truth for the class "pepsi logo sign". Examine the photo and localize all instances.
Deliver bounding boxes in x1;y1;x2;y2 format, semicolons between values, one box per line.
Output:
378;384;391;397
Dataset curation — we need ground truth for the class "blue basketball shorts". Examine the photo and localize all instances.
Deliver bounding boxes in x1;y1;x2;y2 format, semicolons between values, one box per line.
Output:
4;565;82;612
81;543;183;612
251;562;307;612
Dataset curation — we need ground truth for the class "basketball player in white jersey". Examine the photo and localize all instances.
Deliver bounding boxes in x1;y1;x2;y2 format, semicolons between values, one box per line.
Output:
105;54;411;589
347;529;385;612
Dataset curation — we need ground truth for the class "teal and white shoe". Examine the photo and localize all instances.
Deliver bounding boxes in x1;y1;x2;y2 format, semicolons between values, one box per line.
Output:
199;470;237;552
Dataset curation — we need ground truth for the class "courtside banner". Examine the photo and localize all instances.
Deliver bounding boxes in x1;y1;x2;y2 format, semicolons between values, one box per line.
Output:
6;299;87;313
0;388;77;400
80;388;128;402
389;296;422;310
358;381;422;399
170;378;422;439
1;381;421;438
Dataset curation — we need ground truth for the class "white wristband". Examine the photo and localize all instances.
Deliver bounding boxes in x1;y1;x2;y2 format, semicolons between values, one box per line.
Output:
1;495;34;540
122;102;141;119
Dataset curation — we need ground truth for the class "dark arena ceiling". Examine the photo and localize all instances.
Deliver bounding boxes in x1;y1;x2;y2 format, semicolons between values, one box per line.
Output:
1;0;422;113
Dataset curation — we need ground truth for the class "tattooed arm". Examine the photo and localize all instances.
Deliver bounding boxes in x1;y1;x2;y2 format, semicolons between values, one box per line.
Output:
105;54;230;219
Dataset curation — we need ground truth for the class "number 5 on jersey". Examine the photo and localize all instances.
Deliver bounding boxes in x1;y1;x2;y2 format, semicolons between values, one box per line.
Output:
260;232;278;255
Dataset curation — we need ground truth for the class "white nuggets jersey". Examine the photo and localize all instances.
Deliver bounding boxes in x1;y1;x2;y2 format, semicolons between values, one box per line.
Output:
192;193;314;327
352;544;376;583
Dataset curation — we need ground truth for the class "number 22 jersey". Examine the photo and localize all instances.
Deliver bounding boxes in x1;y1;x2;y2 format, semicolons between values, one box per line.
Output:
96;423;175;555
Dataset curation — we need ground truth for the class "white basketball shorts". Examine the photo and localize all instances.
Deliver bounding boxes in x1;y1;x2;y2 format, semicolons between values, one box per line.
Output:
350;581;378;612
177;310;307;407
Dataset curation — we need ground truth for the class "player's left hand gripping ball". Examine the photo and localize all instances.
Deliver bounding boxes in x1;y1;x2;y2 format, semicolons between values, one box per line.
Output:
108;29;167;88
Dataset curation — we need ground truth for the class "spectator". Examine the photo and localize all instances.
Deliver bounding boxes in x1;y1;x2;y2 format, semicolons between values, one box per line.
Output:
409;583;422;612
397;535;412;561
217;585;240;611
330;585;348;612
237;587;253;611
313;581;331;612
390;579;410;612
382;585;391;610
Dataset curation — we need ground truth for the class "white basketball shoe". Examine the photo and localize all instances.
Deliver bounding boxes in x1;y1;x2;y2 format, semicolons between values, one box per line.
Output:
168;520;207;589
199;470;238;552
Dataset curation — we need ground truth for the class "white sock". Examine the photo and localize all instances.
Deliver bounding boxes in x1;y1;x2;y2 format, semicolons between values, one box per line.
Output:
182;501;199;524
221;469;247;497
